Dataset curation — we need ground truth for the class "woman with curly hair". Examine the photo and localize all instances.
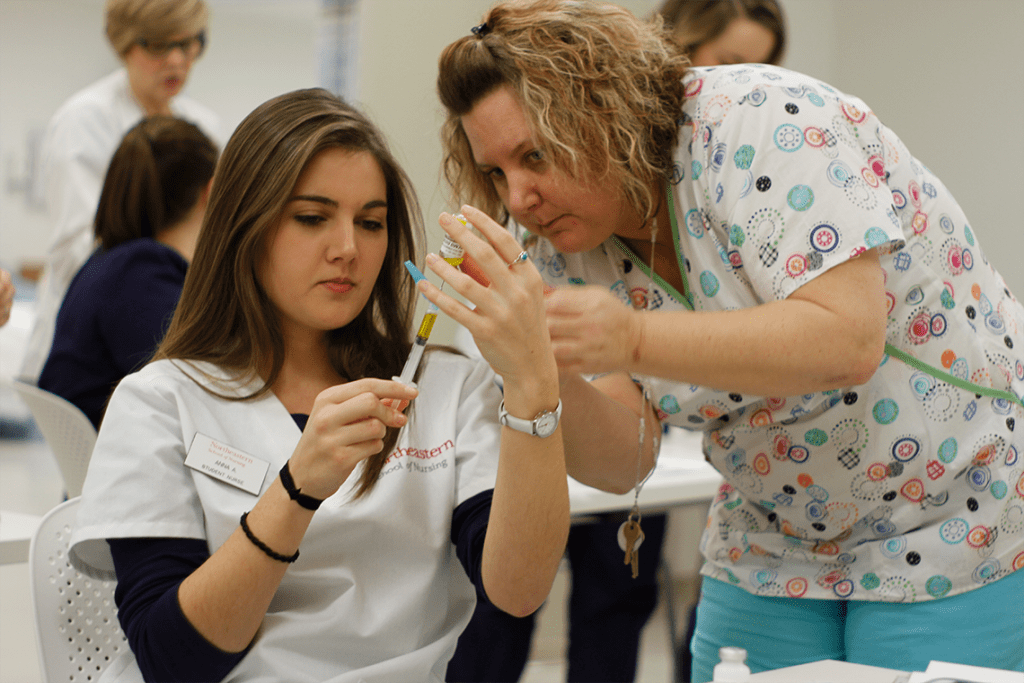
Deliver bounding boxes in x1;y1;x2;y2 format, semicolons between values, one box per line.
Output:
427;0;1024;680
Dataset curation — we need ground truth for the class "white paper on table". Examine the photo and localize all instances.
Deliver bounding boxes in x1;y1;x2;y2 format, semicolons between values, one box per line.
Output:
906;661;1024;683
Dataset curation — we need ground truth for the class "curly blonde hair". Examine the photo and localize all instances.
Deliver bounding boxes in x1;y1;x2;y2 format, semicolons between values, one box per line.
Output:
437;0;690;225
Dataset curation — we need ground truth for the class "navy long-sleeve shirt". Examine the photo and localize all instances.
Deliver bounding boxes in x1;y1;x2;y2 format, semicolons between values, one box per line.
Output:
38;239;187;428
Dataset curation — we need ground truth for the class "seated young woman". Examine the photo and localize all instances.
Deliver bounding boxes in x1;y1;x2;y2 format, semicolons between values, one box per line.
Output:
68;88;569;683
38;115;217;428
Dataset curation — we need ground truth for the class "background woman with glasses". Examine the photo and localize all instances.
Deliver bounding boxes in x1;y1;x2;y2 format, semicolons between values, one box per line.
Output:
20;0;221;385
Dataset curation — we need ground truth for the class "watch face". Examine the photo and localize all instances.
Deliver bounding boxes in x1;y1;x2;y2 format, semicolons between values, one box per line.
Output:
535;413;558;438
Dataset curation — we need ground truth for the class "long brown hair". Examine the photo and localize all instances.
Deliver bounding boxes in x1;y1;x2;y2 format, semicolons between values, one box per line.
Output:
437;0;689;226
153;88;422;497
94;115;216;250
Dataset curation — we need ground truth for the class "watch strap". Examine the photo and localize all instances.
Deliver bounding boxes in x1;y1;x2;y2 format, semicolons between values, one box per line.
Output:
498;399;562;437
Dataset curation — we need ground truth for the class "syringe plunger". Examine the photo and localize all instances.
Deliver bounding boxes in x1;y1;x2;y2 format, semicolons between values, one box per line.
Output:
397;342;425;387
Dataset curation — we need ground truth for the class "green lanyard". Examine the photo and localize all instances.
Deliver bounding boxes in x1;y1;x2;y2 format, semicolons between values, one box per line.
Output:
611;184;694;311
884;343;1024;409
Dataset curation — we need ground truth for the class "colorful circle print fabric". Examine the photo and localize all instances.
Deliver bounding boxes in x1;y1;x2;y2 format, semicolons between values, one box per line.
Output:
512;65;1024;602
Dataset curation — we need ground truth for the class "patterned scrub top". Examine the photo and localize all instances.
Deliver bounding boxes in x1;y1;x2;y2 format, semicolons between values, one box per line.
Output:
511;64;1024;602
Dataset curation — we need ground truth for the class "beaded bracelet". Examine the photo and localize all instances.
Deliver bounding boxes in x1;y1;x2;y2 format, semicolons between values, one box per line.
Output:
279;460;323;510
239;511;299;563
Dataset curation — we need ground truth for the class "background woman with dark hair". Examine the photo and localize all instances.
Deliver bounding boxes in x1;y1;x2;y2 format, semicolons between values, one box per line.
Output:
38;115;217;428
657;0;786;66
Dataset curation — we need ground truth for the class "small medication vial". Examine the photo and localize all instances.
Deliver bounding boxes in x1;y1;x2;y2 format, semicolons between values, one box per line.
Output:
440;233;465;266
712;646;750;682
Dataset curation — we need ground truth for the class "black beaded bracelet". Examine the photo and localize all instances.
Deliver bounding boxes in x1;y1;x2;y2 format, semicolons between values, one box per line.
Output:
239;511;299;563
279;460;323;511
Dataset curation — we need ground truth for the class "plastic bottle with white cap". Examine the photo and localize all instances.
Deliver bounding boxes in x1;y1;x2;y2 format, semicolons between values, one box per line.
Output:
713;646;750;682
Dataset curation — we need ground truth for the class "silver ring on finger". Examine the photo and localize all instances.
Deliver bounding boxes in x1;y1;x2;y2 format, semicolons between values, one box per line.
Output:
507;251;529;268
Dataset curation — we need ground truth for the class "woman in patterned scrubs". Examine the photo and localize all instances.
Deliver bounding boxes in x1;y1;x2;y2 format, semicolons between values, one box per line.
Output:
428;0;1024;679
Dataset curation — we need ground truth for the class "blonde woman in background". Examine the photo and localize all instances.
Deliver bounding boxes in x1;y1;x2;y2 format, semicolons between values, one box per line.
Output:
21;0;220;383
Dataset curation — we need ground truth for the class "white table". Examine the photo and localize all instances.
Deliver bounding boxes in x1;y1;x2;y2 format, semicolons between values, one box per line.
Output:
0;297;43;565
569;427;721;518
0;510;42;565
748;659;906;682
748;659;1024;683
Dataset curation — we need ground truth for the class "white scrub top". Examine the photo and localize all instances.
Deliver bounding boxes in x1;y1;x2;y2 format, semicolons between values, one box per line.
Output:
20;68;221;381
71;351;500;683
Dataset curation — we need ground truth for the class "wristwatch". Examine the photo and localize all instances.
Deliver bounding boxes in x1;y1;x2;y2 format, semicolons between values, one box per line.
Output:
498;399;562;438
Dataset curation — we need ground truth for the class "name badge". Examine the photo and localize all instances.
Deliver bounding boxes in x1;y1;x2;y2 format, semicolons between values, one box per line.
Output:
185;433;270;495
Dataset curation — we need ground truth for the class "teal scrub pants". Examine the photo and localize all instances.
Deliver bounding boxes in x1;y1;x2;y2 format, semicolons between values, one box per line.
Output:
690;570;1024;682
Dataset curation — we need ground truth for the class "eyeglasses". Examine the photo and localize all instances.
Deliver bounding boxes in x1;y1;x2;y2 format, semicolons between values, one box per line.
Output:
137;32;206;59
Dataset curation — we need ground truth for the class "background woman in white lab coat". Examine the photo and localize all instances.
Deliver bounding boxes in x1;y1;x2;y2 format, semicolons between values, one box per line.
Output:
21;0;219;382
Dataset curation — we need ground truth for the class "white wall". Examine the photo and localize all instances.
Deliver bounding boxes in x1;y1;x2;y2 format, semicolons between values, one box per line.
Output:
2;0;1021;337
1;0;114;267
787;0;1024;298
833;0;1024;300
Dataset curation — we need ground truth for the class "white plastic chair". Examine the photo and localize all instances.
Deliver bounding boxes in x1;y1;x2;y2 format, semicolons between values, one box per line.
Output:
12;379;98;499
29;497;126;683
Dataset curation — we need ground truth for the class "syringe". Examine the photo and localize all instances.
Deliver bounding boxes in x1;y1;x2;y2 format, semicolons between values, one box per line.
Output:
395;230;465;387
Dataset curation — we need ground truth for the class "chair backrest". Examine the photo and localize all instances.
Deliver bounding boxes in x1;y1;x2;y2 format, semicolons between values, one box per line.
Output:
29;497;127;683
12;380;97;499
